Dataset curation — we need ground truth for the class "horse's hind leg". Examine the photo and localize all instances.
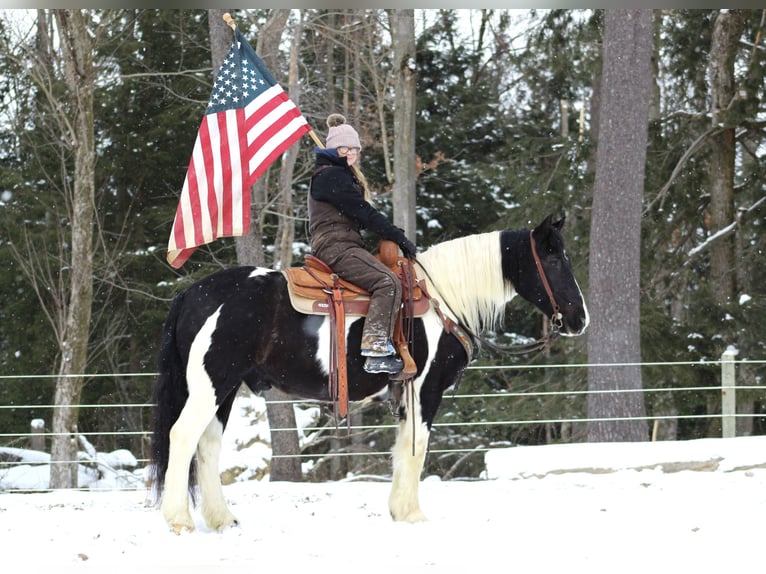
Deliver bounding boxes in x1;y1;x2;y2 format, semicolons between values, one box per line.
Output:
161;393;217;534
388;383;429;523
161;311;221;534
197;393;239;531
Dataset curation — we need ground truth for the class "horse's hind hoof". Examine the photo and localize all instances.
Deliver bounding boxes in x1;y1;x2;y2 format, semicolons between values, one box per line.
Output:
170;522;195;535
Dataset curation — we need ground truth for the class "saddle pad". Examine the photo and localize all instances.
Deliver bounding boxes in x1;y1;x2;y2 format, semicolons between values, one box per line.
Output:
282;266;430;318
284;265;370;300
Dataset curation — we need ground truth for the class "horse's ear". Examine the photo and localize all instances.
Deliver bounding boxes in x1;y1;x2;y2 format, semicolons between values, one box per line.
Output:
535;214;554;236
553;216;565;231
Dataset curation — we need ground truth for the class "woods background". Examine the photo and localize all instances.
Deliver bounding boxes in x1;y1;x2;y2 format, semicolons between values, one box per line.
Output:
0;9;764;485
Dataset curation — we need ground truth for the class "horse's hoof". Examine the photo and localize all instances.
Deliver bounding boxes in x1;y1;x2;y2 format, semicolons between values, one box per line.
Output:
390;508;427;523
164;513;195;534
214;517;240;532
202;508;240;532
170;522;195;535
403;511;427;523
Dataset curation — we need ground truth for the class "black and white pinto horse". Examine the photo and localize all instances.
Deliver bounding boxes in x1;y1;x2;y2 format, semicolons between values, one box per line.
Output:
150;214;588;533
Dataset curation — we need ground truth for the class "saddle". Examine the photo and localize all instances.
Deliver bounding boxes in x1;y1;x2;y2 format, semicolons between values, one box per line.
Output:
282;240;426;420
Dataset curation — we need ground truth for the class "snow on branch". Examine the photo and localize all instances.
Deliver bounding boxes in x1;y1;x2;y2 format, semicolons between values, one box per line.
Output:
684;195;765;263
687;221;738;259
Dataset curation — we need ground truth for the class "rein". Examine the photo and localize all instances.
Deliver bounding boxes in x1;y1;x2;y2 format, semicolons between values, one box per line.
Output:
412;230;564;359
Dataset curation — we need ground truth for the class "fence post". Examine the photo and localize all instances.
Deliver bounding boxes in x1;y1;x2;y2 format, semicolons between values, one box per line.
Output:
30;418;46;451
721;347;737;439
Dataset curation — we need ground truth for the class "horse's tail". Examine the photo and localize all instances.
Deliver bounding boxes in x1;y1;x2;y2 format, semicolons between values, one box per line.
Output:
150;289;195;502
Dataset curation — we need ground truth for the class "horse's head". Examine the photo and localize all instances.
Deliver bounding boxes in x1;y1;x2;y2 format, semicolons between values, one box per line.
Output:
516;214;589;337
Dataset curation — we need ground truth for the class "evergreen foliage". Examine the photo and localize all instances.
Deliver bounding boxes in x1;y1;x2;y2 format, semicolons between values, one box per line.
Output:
0;9;764;477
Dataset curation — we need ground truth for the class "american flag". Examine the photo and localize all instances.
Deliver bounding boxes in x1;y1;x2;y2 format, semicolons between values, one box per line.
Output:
167;29;311;268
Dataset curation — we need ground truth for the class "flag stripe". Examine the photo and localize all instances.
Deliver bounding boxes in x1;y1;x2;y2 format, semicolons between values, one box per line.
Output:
233;107;249;236
185;135;204;248
198;117;216;245
216;110;233;237
250;116;310;181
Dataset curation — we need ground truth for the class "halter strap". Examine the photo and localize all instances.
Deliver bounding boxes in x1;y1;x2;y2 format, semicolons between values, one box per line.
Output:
529;229;563;331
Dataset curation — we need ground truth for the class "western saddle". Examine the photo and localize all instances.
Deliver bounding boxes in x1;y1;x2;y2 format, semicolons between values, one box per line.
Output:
282;240;424;420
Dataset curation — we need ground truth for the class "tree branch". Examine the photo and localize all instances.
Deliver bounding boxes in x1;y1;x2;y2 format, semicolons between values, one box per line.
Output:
643;125;726;216
683;195;766;265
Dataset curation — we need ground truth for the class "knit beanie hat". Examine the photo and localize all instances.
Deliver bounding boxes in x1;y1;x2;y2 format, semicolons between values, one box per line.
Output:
325;114;361;150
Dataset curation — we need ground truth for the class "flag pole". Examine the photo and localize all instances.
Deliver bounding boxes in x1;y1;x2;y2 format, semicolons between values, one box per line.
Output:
223;12;237;31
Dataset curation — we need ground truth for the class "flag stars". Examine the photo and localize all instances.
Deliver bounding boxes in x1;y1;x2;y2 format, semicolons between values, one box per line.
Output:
205;42;282;112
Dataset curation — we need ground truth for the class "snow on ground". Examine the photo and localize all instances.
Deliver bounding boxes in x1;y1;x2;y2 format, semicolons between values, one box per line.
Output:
1;435;764;573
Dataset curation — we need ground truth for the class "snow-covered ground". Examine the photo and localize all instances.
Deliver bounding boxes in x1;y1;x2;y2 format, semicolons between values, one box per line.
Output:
1;434;764;572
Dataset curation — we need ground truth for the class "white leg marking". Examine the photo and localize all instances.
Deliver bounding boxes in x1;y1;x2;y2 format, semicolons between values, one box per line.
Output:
161;307;222;534
389;382;430;523
198;416;239;531
388;311;443;523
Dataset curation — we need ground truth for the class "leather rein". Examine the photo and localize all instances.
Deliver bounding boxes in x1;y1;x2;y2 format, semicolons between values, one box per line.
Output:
415;229;563;358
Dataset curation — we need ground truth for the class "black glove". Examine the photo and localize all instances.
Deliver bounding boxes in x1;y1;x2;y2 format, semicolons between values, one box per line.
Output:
398;237;417;260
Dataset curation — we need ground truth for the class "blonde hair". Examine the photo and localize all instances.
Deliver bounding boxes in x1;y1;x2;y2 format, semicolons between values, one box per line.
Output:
327;113;371;202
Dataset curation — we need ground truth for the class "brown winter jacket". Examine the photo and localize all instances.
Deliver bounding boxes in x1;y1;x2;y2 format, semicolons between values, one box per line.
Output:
308;149;413;256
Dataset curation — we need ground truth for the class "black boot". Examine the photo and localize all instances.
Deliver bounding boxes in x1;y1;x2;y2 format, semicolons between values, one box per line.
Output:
363;355;404;374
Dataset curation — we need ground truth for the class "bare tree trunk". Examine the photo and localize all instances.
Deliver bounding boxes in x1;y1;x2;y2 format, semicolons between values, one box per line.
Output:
706;10;748;438
253;10;303;482
49;9;96;488
366;14;393;186
389;9;417;240
587;10;653;443
587;52;602;174
707;10;746;307
208;10;304;481
275;13;304;266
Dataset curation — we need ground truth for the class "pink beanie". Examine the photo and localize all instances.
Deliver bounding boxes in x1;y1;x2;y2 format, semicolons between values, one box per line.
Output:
325;113;361;150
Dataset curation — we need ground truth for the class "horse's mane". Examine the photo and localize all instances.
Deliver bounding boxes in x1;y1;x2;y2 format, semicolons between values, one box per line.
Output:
415;231;515;334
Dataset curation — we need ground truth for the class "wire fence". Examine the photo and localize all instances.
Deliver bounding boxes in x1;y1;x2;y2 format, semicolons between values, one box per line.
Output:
1;355;764;492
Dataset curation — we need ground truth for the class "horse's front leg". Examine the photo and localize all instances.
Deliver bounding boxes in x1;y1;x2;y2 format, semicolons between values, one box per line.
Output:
197;416;239;531
388;383;429;523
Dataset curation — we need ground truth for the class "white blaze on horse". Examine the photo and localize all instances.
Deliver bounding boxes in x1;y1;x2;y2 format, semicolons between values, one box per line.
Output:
150;214;589;533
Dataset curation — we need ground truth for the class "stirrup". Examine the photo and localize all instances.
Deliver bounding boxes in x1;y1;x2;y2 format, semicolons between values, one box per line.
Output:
363;355;403;374
360;339;396;357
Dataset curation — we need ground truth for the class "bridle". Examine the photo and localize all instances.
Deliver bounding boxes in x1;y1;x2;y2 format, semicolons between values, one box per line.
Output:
412;229;565;358
529;229;563;332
